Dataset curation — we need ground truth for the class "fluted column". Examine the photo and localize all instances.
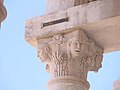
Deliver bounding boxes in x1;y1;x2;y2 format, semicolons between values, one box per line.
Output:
37;30;103;90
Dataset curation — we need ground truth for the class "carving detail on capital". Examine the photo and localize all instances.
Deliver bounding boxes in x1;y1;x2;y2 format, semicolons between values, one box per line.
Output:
66;32;103;79
37;43;52;62
52;51;68;77
51;34;69;77
37;30;103;80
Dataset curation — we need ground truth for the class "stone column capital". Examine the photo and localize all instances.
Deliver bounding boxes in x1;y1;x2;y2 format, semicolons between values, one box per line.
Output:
37;29;103;90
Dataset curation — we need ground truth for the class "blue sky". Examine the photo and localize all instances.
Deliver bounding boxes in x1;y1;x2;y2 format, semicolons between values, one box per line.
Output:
0;0;120;90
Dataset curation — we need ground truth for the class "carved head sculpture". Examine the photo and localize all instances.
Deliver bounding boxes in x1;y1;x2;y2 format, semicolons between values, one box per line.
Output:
91;48;103;72
85;39;97;70
82;39;103;72
85;40;103;72
38;43;52;62
67;36;83;59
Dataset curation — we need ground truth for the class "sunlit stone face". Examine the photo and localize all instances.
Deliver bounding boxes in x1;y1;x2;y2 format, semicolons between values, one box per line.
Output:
71;40;81;57
68;36;83;58
38;50;48;62
38;44;51;62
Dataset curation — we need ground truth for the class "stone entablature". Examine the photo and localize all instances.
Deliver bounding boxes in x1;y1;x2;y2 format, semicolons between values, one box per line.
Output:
0;0;7;23
26;0;120;39
25;0;120;53
46;0;96;14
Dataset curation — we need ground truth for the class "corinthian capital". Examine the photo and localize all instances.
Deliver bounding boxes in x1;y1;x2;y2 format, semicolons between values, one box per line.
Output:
32;29;104;90
37;30;103;80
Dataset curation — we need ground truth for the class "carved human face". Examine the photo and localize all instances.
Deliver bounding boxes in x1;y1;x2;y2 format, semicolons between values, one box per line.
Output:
69;36;82;58
38;44;51;62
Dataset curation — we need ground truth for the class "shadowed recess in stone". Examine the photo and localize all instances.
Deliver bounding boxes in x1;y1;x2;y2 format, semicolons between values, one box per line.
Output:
43;17;69;27
74;0;97;6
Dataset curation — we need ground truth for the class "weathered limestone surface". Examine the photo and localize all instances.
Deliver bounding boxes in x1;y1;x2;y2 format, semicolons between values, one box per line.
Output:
25;0;120;90
37;30;103;90
46;0;96;14
25;0;120;53
0;0;7;23
113;80;120;90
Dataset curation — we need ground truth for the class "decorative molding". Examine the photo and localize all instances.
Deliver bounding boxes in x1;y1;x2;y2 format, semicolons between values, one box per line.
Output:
48;76;90;89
